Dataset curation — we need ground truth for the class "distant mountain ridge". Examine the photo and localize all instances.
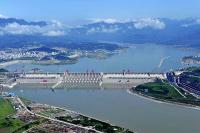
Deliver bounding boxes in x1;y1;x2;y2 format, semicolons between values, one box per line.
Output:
0;17;47;26
68;18;200;46
29;46;59;53
0;17;200;48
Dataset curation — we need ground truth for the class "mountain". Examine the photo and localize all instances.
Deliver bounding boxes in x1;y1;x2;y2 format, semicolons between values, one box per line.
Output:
68;18;200;46
0;17;47;26
29;46;59;53
0;17;200;48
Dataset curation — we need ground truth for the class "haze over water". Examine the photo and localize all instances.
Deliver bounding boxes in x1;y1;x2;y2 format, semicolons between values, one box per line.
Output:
7;44;200;133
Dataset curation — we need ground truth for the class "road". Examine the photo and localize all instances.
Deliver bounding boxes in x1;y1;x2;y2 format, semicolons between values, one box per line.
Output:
16;97;102;133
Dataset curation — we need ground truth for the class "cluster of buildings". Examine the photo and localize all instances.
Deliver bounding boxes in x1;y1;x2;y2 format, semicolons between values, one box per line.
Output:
182;56;200;65
0;46;117;64
0;49;47;61
0;70;17;88
28;120;95;133
2;93;40;124
166;71;200;98
1;92;99;133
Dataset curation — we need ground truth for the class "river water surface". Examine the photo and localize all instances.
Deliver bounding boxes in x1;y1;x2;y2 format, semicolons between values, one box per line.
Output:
6;44;200;133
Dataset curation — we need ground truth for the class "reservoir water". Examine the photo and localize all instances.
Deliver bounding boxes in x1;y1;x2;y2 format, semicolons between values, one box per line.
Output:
5;44;200;133
6;44;198;73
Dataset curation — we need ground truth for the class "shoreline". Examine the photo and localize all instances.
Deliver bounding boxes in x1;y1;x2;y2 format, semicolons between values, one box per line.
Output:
127;89;200;111
0;59;77;68
0;60;21;68
20;96;134;132
0;94;134;133
0;55;109;68
0;60;32;68
0;49;122;68
40;102;124;129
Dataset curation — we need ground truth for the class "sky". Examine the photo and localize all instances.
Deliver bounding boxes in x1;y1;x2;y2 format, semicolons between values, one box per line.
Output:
0;0;200;25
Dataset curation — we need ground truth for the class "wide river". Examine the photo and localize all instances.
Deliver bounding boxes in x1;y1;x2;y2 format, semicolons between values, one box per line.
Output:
6;44;200;133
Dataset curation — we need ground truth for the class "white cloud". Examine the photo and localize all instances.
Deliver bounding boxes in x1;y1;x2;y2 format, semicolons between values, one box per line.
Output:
88;18;166;30
87;28;96;33
87;18;166;33
88;18;136;24
0;23;41;35
0;20;67;36
89;18;118;24
133;18;165;30
182;18;200;27
43;30;65;36
196;19;200;24
87;25;119;33
50;20;63;28
0;14;8;18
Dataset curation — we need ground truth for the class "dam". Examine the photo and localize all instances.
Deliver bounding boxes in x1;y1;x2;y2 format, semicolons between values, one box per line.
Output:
3;71;167;89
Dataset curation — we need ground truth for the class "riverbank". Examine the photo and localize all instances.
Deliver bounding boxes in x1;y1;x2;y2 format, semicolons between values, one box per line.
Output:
127;89;200;111
22;97;134;133
0;60;18;67
0;94;134;133
128;83;200;111
0;59;78;68
0;97;25;133
0;60;35;68
0;47;122;68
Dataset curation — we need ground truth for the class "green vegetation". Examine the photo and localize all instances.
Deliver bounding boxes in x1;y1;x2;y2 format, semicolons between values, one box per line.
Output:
23;128;49;133
135;80;182;99
186;67;200;72
1;96;133;133
38;107;65;117
0;97;48;133
0;118;24;133
134;80;200;106
185;67;200;76
57;115;133;133
0;98;15;118
179;67;200;94
0;97;24;133
13;119;47;133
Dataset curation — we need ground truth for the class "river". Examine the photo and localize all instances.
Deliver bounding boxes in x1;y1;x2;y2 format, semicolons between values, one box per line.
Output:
6;44;198;73
5;44;200;133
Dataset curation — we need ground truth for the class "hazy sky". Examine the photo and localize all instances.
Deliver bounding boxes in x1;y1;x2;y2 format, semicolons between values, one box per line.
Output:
0;0;199;24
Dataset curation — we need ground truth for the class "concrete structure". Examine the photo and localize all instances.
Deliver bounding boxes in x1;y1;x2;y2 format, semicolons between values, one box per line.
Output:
10;72;167;88
102;73;165;87
63;72;102;84
16;73;62;84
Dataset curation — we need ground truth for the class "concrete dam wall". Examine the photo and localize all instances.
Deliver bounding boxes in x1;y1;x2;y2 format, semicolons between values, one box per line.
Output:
14;72;166;88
